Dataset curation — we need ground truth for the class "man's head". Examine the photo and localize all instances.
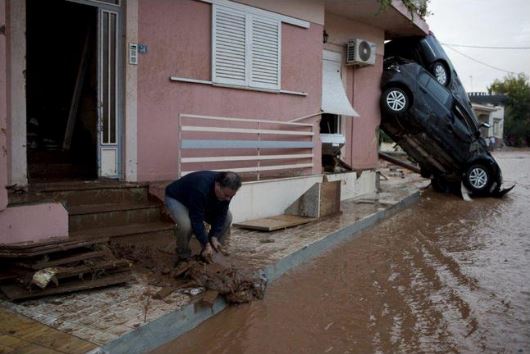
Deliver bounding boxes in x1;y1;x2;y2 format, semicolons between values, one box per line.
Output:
214;171;242;202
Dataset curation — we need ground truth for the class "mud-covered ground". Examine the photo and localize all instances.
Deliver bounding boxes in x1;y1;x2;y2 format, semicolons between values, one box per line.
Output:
153;149;530;354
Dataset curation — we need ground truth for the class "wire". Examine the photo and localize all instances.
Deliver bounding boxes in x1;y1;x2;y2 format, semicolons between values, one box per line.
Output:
442;44;517;74
441;42;530;50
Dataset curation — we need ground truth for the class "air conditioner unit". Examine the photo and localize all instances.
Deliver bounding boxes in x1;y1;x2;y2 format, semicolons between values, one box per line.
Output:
346;39;376;66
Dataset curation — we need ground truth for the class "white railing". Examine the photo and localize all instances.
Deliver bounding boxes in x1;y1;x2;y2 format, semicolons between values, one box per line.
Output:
178;113;317;180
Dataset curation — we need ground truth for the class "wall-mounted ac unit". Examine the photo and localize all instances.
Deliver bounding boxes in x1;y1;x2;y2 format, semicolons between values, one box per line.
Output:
346;39;376;66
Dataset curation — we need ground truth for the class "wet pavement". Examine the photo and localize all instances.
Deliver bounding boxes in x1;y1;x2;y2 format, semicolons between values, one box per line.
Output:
153;149;530;354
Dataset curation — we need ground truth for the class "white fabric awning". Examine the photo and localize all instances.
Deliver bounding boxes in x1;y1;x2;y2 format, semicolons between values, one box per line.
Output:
321;57;359;117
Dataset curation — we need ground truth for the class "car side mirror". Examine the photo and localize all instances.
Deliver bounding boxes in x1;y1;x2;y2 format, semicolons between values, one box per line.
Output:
480;122;491;129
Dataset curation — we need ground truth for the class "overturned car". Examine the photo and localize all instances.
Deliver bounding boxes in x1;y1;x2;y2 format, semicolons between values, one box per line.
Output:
379;56;512;197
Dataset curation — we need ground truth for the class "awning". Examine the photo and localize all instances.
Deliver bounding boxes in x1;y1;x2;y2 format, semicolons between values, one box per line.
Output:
321;57;360;117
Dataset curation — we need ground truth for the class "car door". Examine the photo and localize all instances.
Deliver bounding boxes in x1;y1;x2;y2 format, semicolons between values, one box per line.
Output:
417;71;470;163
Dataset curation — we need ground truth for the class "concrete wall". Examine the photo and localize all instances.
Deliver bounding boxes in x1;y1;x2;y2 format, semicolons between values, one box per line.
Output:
231;175;323;222
135;0;323;181
6;0;26;186
0;203;69;244
0;0;7;210
236;0;325;25
324;13;384;171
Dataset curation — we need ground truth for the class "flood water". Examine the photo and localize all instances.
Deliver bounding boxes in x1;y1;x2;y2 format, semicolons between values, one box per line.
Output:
153;150;530;354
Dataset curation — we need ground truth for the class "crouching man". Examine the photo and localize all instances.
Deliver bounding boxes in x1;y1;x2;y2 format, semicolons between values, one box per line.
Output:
165;171;242;263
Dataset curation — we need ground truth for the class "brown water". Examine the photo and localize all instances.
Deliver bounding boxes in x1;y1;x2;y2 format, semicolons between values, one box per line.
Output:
153;150;530;354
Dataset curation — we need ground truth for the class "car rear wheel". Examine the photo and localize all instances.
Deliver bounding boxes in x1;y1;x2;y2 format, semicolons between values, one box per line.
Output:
432;61;449;86
382;87;409;114
464;164;491;194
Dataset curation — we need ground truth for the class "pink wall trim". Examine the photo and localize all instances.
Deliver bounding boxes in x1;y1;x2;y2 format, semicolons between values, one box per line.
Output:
0;203;69;244
136;0;323;181
0;0;8;210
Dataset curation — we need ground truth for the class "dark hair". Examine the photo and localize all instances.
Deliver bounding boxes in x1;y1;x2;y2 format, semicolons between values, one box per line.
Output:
215;171;242;190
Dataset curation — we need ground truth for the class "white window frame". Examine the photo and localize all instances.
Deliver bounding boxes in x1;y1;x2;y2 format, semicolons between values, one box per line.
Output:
212;4;281;91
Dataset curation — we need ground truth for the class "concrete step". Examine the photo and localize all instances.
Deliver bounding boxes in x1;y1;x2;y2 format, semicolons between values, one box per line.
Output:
10;181;150;207
70;222;175;241
68;202;164;232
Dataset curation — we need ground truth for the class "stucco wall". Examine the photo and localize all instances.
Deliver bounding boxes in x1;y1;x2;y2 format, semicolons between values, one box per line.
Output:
0;0;7;210
236;0;325;25
324;13;384;170
136;0;323;182
0;203;69;244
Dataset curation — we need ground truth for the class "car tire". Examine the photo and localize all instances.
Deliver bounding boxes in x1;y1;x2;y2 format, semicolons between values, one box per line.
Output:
382;87;409;114
431;61;449;86
463;164;492;194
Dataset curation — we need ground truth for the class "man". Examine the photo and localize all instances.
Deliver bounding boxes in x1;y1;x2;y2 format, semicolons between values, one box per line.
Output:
165;171;242;262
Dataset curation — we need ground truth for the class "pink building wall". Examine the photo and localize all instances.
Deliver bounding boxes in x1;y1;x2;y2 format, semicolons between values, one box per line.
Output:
0;203;69;244
0;0;68;244
0;0;7;210
325;14;385;170
136;0;323;181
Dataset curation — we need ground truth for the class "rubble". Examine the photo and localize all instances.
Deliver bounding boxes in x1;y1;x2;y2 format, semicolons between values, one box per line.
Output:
0;238;132;301
175;257;267;304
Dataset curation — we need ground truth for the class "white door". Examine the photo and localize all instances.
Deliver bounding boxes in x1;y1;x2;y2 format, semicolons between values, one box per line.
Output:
98;8;120;178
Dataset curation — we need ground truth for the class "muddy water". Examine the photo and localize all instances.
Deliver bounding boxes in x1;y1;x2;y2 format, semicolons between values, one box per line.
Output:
153;150;530;354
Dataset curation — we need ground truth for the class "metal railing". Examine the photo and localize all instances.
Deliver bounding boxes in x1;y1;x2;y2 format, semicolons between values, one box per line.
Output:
178;113;316;180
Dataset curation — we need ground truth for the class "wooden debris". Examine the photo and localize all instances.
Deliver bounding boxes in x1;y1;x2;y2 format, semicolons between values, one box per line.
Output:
234;214;315;232
0;238;132;301
153;286;177;300
200;290;219;307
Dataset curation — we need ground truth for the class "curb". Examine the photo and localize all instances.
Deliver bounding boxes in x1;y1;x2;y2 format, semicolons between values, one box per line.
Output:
96;191;421;354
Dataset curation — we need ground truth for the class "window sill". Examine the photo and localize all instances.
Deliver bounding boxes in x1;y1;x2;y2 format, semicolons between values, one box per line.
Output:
169;76;307;97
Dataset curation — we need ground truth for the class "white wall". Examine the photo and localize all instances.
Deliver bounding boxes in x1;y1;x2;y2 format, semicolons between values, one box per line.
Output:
231;170;377;222
231;175;323;222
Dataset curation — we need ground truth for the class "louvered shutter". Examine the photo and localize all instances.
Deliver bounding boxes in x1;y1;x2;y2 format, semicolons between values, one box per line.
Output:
212;6;248;86
249;16;281;90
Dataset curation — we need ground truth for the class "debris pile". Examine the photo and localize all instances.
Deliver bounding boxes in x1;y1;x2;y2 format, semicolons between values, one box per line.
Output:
0;237;132;301
176;257;267;304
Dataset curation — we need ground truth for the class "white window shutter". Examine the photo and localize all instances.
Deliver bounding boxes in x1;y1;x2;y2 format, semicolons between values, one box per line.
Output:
213;6;247;86
249;16;281;90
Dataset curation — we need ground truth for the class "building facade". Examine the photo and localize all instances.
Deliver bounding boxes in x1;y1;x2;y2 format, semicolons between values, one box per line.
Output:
0;0;427;244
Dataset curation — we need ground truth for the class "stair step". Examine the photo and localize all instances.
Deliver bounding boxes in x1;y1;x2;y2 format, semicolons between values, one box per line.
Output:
9;181;151;206
70;222;175;240
68;202;160;215
68;202;164;232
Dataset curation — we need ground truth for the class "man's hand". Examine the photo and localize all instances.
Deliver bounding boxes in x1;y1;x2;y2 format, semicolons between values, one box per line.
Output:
201;243;214;263
210;237;222;252
210;237;230;256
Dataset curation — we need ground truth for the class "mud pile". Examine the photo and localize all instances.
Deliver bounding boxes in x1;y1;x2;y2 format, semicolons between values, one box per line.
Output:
174;257;267;304
111;243;267;304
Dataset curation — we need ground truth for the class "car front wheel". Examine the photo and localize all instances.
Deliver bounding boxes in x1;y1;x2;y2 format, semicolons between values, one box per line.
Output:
464;164;491;194
382;87;409;114
432;61;449;86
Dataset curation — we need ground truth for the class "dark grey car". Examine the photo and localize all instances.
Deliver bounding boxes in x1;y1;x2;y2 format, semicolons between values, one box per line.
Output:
380;58;512;196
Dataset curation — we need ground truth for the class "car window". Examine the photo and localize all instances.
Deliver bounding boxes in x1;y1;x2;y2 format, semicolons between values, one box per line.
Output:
418;72;451;105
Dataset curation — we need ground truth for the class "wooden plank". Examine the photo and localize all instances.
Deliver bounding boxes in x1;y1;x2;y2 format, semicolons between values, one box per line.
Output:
181;126;314;136
0;272;133;301
181;139;314;149
52;259;131;280
0;237;71;250
181;153;313;163
234;214;315;231
18;250;113;270
182;163;313;176
0;238;109;258
180;113;314;127
379;152;421;173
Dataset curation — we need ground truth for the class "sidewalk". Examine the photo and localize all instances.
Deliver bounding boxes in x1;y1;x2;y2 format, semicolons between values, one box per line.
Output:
0;166;428;354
